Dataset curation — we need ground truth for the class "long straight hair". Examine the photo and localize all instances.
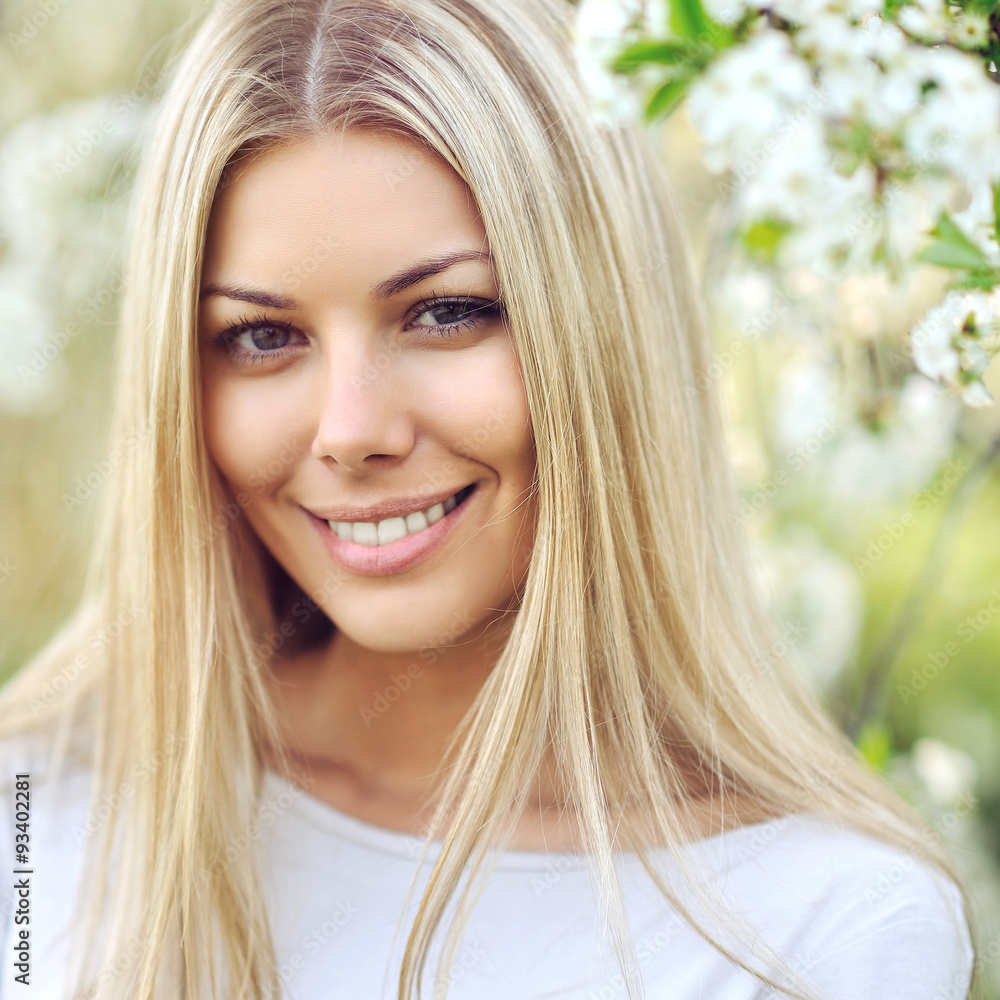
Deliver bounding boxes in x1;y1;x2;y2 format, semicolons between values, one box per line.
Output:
1;0;974;998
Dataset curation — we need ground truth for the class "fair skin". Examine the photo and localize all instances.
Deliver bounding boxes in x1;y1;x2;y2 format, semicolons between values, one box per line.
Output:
199;128;760;850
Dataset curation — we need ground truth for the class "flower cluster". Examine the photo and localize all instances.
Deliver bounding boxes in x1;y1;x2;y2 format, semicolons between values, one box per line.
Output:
574;0;1000;408
898;0;992;49
0;95;148;413
571;0;1000;737
911;288;1000;405
570;0;646;121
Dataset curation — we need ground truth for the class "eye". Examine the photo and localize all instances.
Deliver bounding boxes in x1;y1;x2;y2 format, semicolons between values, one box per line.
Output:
212;315;305;366
409;295;505;338
207;296;505;366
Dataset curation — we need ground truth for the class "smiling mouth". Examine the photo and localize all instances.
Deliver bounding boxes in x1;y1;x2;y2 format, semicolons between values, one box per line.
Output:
326;484;477;547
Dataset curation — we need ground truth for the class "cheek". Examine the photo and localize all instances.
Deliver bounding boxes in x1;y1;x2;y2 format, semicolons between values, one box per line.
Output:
441;345;537;579
440;342;534;472
201;375;304;494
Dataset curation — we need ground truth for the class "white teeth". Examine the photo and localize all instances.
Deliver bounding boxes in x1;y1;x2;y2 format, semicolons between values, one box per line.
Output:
377;517;408;546
405;510;429;533
353;522;378;547
327;488;468;547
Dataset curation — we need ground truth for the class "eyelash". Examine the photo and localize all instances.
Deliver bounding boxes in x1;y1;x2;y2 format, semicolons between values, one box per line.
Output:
211;294;505;367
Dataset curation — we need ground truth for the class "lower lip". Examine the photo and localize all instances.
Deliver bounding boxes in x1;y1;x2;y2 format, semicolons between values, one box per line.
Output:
305;485;479;577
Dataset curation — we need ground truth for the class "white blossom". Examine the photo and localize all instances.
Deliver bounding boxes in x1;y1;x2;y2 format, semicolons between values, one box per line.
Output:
951;184;1000;259
574;0;638;46
959;339;991;377
687;29;814;171
871;61;924;123
881;177;951;263
823;433;898;503
767;0;832;24
824;375;960;503
796;15;874;68
861;13;908;66
768;0;883;23
771;351;844;451
796;15;923;128
907;48;1000;188
910;293;969;382
702;0;748;25
825;60;890;124
840;0;884;16
710;268;785;333
0;265;64;415
738;118;833;221
572;0;644;122
950;11;991;51
776;163;877;274
912;738;978;807
909;290;997;405
892;374;961;472
897;0;951;42
0;95;148;413
754;525;863;690
961;379;994;406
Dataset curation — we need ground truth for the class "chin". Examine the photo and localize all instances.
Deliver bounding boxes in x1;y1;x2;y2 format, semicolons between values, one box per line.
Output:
334;601;484;657
342;626;434;656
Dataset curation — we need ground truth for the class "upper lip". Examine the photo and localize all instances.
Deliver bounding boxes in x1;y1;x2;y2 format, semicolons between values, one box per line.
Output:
304;482;477;524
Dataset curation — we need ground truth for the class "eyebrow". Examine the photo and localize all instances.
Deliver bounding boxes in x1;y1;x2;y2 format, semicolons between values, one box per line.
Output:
199;249;493;309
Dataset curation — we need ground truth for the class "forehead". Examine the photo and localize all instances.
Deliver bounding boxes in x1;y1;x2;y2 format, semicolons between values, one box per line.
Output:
202;130;489;293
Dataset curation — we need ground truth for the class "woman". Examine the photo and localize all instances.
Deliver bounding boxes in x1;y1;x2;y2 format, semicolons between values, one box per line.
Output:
0;0;976;998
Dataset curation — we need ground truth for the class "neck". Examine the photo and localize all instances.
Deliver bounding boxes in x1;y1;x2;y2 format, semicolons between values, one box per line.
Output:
262;609;521;806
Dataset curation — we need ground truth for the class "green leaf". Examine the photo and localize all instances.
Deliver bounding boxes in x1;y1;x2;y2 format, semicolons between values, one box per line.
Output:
857;722;893;773
669;0;711;40
917;212;992;271
946;269;1000;291
644;74;693;120
612;39;692;73
740;217;792;263
872;237;888;267
665;0;735;53
919;242;991;270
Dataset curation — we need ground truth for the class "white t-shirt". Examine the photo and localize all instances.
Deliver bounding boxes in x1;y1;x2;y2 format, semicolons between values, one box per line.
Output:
0;742;974;1000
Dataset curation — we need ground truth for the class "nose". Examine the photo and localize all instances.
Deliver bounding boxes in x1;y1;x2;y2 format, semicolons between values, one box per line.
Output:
309;337;416;472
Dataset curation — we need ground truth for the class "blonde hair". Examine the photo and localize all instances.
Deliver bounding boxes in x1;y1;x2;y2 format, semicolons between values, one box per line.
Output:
1;0;976;998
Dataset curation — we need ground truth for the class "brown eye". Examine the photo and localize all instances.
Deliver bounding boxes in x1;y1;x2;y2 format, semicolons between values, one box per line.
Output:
213;316;306;367
244;324;292;350
410;296;504;337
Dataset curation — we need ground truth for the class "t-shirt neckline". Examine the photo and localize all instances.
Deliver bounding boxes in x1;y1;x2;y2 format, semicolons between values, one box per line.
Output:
263;769;812;874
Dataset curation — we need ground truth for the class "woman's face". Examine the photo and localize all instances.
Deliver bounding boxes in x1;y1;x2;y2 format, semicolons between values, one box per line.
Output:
198;130;537;654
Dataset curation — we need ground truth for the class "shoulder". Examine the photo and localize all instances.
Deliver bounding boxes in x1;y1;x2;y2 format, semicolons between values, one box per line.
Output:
707;813;975;999
0;727;96;873
0;725;93;796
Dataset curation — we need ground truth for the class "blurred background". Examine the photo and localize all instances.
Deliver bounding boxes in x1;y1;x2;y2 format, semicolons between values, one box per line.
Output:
1;0;998;991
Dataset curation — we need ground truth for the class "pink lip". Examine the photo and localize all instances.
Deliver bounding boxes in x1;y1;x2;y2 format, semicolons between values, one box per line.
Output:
304;484;479;577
